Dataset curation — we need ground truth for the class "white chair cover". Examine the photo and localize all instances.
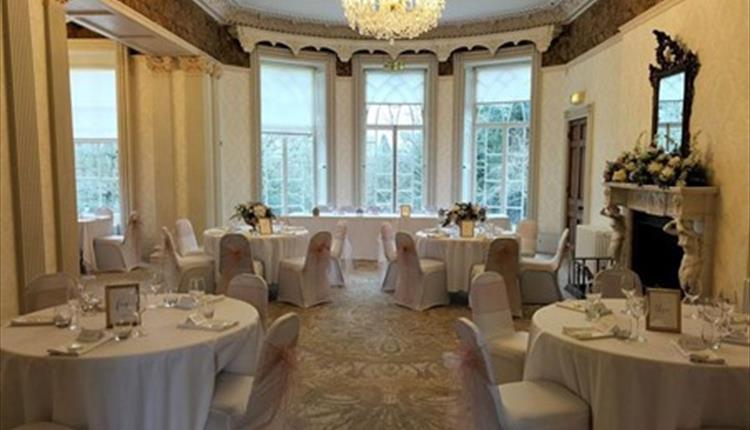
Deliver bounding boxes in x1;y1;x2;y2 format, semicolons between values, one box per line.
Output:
394;232;448;311
23;273;77;314
227;273;269;327
94;207;114;219
516;220;538;257
219;234;263;295
206;313;300;430
379;223;398;292
329;221;351;287
593;267;643;298
472;238;522;317
277;232;332;308
469;273;528;384
93;211;142;272
520;228;570;304
175;218;201;256
450;318;589;430
162;227;214;293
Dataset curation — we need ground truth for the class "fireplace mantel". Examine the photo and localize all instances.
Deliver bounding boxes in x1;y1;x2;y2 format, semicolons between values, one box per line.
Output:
604;183;718;220
602;182;718;293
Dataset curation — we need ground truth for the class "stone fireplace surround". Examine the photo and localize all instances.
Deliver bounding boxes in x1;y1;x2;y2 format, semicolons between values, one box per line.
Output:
603;183;718;294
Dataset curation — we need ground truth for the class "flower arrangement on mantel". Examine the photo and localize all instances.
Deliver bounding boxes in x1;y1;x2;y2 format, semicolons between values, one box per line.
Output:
441;202;487;227
232;202;275;228
603;135;708;188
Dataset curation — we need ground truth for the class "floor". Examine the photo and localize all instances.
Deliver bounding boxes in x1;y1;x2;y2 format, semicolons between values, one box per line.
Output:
267;262;531;430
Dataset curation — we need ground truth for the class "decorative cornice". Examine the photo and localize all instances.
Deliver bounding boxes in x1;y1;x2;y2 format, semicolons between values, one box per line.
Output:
234;25;557;62
177;56;223;78
197;0;592;40
145;56;176;73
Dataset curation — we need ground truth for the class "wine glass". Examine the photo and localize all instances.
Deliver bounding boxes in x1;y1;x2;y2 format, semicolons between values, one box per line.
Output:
700;299;724;350
132;291;148;338
619;274;637;299
629;296;649;343
585;284;603;322
188;278;206;303
681;281;702;319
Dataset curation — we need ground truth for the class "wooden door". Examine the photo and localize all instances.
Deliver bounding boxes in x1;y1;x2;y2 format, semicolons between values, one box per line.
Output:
566;118;587;247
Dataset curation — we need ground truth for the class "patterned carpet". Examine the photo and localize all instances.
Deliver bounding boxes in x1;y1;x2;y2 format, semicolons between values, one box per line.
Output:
267;262;531;430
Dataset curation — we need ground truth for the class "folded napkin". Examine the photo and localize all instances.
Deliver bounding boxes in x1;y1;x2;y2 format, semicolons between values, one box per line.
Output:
178;313;237;332
670;339;726;365
48;332;114;357
562;326;614;341
10;315;55;327
556;300;613;316
174;294;225;310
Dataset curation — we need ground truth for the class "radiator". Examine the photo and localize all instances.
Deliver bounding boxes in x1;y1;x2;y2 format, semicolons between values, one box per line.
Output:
575;224;611;259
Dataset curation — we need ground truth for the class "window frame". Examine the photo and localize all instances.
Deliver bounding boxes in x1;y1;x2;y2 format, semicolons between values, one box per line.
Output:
250;47;336;213
353;54;438;210
452;46;540;223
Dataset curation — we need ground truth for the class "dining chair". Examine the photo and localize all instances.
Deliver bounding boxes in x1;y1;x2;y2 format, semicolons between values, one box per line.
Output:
277;231;333;308
219;234;264;294
205;313;300;430
470;238;522;317
593;267;643;298
24;273;77;314
394;232;448;311
227;273;269;328
162;227;215;293
329;221;349;287
519;228;570;304
11;422;75;430
452;318;590;430
379;222;398;292
175;218;206;257
93;211;142;272
516;219;538;257
469;272;528;384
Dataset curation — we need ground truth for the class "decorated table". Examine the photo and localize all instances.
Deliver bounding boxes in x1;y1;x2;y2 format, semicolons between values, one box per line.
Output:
524;299;750;430
203;226;309;284
415;228;517;294
0;295;262;430
78;215;113;271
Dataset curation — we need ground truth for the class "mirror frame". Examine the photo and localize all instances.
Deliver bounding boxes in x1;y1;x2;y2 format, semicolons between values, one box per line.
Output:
649;30;700;156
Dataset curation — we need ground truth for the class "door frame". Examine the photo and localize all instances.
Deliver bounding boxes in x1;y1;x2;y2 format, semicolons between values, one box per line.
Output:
563;103;595;229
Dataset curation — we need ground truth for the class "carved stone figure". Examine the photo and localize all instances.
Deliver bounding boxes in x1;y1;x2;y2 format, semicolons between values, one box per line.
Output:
601;204;626;266
663;218;702;291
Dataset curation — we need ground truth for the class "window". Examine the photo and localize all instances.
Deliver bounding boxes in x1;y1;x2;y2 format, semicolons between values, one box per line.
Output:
363;69;426;212
260;60;327;215
70;68;122;226
460;59;533;225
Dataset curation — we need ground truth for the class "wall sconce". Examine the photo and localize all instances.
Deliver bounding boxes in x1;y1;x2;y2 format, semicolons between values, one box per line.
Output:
570;91;586;105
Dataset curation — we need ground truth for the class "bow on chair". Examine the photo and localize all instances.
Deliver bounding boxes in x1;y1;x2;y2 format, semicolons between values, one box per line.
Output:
222;245;252;292
127;212;142;259
246;343;300;429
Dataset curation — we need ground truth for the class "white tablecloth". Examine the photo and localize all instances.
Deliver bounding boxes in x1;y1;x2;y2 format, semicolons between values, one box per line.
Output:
78;216;113;271
203;227;309;284
286;213;440;260
525;300;750;430
415;230;517;293
0;296;263;430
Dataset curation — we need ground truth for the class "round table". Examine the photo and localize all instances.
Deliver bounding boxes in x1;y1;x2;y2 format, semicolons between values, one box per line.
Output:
203;226;309;284
525;299;750;430
0;297;263;430
415;229;516;293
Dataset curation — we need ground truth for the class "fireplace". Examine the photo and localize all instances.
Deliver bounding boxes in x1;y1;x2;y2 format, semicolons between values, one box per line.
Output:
631;212;683;289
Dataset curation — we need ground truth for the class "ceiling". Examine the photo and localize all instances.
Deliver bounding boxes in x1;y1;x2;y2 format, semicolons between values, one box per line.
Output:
221;0;566;25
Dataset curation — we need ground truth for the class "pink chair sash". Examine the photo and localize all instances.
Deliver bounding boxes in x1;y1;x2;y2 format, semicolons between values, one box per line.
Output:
123;212;141;264
219;234;255;294
394;232;423;308
302;232;332;304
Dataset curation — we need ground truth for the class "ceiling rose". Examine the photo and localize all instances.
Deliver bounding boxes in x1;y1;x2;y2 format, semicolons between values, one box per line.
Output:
342;0;446;43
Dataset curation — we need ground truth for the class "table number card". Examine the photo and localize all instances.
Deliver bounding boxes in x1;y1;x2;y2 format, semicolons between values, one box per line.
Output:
460;220;475;238
400;204;411;218
258;218;273;235
646;288;682;333
105;284;140;328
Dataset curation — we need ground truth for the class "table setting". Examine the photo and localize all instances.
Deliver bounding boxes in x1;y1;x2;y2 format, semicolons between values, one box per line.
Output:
1;277;263;430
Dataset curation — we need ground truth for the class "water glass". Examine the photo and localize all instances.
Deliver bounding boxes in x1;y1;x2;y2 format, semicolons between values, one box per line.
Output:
701;322;722;350
629;296;649;342
53;305;72;328
113;319;133;341
201;302;215;320
67;299;80;331
585;290;603;322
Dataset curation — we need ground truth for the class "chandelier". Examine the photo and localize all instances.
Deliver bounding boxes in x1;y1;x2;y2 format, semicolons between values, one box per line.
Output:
342;0;446;43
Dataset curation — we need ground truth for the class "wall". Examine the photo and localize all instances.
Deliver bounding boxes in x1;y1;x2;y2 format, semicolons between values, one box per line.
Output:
538;0;750;295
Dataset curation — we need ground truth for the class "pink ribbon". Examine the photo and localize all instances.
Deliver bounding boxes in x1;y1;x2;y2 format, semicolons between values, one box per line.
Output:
444;341;495;430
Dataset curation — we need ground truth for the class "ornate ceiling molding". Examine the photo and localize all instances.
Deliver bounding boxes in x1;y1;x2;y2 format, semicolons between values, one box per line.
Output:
197;0;594;39
145;55;223;78
234;24;558;62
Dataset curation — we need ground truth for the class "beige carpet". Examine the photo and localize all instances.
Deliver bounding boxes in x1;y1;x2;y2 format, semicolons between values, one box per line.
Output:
268;262;531;430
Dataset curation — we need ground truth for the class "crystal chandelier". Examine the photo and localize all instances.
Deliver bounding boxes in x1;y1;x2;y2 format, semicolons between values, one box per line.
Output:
342;0;446;43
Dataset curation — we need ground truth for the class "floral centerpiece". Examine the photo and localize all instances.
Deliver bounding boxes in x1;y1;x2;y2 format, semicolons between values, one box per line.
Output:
603;135;708;188
232;202;275;229
441;202;487;227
